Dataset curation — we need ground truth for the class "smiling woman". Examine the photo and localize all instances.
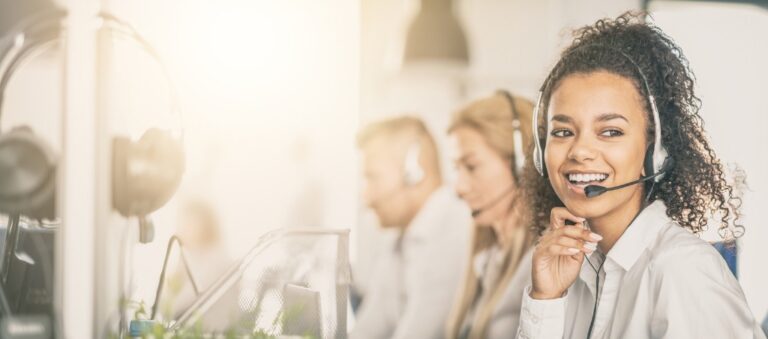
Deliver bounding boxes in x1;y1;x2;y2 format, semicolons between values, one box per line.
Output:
524;12;742;240
514;11;764;339
544;71;649;242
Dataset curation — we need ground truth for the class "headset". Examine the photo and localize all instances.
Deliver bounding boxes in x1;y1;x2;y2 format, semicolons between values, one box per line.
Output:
402;141;424;187
468;90;524;218
0;12;61;221
497;89;525;180
531;44;671;199
0;10;184;242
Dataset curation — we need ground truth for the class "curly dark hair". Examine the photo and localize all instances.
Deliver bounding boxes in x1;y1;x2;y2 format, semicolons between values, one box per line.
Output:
522;11;744;239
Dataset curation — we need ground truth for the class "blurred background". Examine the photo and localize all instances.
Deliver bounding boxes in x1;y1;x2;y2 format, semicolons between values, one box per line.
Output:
0;0;766;337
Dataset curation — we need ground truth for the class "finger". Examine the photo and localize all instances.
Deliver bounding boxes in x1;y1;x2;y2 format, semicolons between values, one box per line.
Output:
546;244;587;256
560;225;603;243
557;236;598;254
555;236;585;250
550;207;586;229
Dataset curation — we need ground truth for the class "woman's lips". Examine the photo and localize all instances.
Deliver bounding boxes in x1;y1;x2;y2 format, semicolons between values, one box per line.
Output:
562;175;610;196
566;180;587;195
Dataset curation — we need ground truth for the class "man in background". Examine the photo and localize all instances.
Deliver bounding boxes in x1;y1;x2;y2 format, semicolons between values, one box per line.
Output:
351;116;470;339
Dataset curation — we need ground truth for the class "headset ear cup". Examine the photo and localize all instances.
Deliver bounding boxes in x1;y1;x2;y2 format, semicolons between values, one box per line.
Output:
0;128;57;220
404;162;424;187
112;136;131;217
644;143;655;179
642;143;657;194
403;143;424;187
111;129;184;217
534;142;548;178
139;129;184;214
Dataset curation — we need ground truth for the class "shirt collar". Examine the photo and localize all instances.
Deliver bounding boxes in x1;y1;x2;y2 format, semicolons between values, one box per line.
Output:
605;200;669;271
578;200;669;291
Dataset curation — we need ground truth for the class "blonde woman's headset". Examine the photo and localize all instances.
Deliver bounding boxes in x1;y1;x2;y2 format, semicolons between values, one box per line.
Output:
468;90;524;218
497;89;525;180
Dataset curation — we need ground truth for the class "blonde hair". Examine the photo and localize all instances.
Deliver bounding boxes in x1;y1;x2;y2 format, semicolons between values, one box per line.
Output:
445;92;536;339
357;115;442;180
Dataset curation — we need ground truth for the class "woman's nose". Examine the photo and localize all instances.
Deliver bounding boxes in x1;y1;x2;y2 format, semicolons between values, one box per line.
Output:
567;134;598;163
454;171;471;199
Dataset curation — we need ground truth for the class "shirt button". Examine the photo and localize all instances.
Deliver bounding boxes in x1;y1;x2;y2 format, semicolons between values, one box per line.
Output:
531;315;539;324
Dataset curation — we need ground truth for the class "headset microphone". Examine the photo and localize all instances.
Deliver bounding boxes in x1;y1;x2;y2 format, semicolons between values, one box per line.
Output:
471;185;514;218
584;169;668;198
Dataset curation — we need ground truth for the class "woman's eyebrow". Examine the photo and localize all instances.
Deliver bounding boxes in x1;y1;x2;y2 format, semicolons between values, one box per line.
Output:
596;112;629;123
550;114;573;123
458;153;477;163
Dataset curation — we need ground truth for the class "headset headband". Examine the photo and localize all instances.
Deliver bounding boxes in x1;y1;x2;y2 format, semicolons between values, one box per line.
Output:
531;44;669;181
0;10;184;139
496;89;525;179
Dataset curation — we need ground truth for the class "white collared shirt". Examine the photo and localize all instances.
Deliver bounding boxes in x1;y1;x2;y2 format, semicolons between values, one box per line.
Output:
516;201;766;339
351;186;471;339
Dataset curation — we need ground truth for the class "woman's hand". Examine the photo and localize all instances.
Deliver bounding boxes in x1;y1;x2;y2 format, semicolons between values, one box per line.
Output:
530;207;602;300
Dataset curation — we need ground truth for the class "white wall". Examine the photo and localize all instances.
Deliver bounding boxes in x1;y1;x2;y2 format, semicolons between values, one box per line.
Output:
651;0;768;320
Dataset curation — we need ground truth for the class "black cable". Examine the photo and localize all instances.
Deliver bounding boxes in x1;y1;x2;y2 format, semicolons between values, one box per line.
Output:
582;208;644;339
1;214;21;285
0;216;17;317
150;235;199;320
584;254;605;339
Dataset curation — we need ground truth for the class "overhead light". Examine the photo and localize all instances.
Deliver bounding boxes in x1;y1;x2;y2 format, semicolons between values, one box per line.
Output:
403;0;469;66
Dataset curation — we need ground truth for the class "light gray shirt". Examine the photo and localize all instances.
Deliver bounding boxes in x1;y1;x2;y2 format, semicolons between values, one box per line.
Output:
351;186;471;339
460;247;533;339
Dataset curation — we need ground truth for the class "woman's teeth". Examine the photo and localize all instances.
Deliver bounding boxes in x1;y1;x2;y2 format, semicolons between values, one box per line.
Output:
568;173;608;184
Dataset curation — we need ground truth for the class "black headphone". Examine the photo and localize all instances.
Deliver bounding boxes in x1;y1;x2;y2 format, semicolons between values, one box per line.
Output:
496;89;525;181
531;44;670;184
0;10;184;240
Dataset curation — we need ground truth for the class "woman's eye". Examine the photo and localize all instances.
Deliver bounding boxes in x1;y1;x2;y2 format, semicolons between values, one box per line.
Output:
551;129;572;137
600;129;624;137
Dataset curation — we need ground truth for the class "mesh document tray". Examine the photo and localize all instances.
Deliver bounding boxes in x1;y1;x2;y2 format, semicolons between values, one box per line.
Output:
168;228;350;339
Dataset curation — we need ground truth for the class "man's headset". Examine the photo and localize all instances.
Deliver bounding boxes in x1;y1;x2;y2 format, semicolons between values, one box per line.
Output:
402;141;424;187
469;90;524;218
531;44;671;199
0;10;184;241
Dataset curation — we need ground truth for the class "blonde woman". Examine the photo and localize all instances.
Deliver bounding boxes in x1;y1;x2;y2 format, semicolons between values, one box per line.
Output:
445;91;536;339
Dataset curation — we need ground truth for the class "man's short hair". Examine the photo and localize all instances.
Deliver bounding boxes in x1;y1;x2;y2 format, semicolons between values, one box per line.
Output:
357;116;430;148
357;116;441;179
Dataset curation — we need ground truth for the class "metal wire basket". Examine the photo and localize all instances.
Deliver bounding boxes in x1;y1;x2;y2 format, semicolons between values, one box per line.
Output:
168;228;350;339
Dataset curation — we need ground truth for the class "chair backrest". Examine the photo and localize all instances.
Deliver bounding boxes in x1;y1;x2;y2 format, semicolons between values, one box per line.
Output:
712;241;737;278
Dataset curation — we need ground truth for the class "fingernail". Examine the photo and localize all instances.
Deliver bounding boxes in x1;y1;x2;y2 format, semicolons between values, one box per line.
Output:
566;248;580;255
583;242;597;251
589;233;603;241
